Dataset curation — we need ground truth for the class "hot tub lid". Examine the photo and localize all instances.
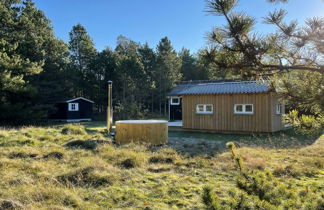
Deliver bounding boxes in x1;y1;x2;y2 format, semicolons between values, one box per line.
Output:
115;120;168;124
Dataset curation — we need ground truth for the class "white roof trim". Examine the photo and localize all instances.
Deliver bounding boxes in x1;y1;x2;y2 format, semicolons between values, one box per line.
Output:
66;97;94;103
166;96;182;98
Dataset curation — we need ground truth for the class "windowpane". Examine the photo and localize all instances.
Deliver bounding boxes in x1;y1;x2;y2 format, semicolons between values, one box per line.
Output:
198;105;204;112
196;104;213;114
206;105;212;112
236;105;243;112
172;98;179;104
234;104;253;114
245;105;253;112
69;103;79;111
276;104;281;114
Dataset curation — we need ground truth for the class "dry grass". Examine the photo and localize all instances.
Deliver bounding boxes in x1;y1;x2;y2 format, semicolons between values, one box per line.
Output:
0;123;323;209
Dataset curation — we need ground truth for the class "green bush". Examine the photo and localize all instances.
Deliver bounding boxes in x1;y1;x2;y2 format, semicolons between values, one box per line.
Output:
202;141;324;209
285;110;323;136
61;124;87;135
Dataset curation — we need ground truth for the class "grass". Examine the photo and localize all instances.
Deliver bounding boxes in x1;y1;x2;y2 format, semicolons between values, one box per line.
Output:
169;129;318;148
0;122;323;209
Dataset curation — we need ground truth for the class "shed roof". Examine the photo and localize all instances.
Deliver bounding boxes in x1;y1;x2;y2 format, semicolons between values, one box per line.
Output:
50;97;94;104
167;80;270;96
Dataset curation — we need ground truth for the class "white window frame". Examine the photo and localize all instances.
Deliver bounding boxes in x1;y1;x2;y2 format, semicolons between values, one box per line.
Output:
170;97;180;105
196;104;213;114
234;104;254;115
276;104;283;115
68;103;79;111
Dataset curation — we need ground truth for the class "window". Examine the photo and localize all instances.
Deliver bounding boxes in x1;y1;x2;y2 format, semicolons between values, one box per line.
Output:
235;105;243;112
276;104;283;114
68;103;79;111
196;104;213;114
234;104;253;114
171;97;180;105
197;104;204;112
245;104;253;112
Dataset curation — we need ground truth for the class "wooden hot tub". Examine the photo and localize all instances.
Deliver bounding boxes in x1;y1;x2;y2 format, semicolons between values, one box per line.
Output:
115;120;168;145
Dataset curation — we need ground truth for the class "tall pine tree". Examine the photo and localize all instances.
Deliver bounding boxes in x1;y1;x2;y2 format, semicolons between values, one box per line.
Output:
156;37;182;116
0;0;68;123
138;43;157;113
68;24;97;98
179;48;209;81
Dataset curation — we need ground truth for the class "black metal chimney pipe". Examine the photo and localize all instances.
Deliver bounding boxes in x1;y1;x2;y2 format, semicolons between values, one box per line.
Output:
107;81;113;133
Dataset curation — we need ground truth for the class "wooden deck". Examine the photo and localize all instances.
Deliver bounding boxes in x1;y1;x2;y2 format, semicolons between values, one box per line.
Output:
168;121;183;127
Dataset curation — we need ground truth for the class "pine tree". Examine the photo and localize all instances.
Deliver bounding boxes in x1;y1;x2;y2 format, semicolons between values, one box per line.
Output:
205;0;323;74
0;0;68;123
89;48;118;113
156;37;182;116
179;48;209;81
138;43;158;113
68;24;97;98
204;0;324;114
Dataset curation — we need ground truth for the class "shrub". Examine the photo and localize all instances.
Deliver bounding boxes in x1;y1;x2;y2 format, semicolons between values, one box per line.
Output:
285;110;323;136
202;142;324;209
61;124;87;135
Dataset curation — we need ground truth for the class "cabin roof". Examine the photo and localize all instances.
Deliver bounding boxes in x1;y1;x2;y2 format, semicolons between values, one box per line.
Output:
167;80;270;96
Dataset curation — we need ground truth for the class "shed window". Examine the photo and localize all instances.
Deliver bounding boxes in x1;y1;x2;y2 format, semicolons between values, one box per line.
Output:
276;104;283;114
68;103;79;111
234;104;253;114
196;104;213;114
171;97;180;105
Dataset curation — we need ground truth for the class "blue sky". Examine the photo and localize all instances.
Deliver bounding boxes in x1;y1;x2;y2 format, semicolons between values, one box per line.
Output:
33;0;324;53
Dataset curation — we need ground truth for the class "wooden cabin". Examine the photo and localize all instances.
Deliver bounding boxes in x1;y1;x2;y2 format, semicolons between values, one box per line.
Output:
167;81;285;133
48;97;94;122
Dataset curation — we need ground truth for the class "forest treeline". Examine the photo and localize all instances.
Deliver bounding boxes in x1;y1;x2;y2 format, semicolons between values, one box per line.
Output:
0;1;226;123
1;0;323;127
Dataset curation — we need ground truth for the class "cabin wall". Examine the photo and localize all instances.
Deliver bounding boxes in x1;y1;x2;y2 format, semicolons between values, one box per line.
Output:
182;93;276;132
